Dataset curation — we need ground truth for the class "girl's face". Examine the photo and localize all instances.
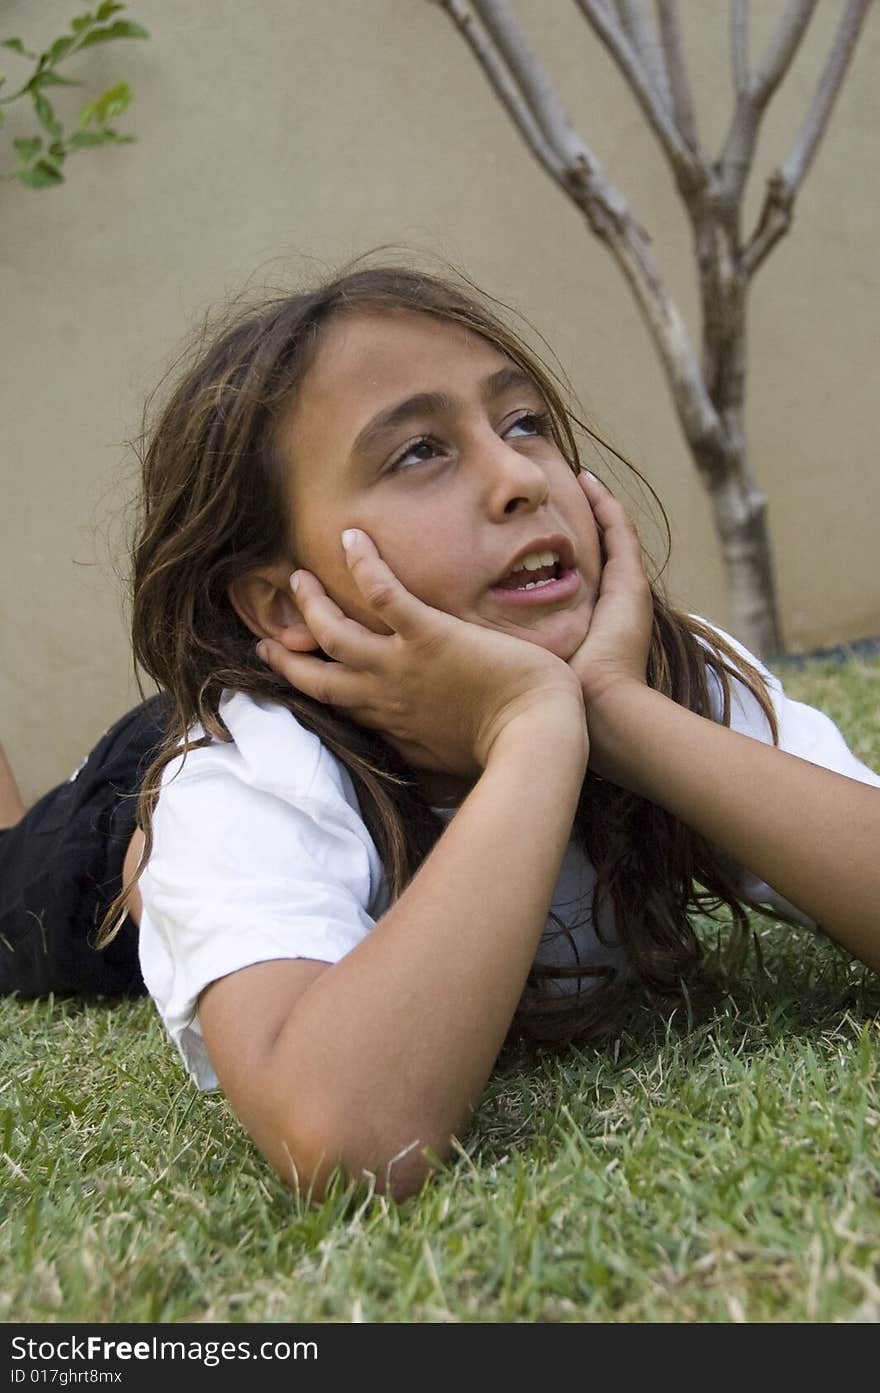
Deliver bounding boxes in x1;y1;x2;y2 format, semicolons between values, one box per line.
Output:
278;310;602;661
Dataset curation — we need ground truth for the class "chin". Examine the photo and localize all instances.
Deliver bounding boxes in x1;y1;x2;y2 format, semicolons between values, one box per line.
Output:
519;612;592;659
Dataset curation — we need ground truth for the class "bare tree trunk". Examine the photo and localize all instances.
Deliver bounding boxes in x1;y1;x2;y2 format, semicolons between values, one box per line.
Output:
710;459;782;658
434;0;872;659
692;203;784;654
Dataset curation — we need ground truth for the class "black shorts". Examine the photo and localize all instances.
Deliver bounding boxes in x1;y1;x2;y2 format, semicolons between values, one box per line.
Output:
0;696;168;998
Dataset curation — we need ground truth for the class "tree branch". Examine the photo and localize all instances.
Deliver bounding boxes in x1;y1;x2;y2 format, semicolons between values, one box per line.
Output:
615;0;672;111
582;205;726;469
730;0;750;97
718;0;821;204
433;0;724;466
435;0;565;178
573;0;705;191
751;0;819;109
781;0;872;191
471;0;583;165
656;0;698;148
743;0;872;277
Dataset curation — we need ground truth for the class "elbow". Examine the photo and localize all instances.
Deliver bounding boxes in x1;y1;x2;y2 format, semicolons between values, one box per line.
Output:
260;1106;456;1204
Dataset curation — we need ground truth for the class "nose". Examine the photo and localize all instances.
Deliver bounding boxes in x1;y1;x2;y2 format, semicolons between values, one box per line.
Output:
480;432;550;520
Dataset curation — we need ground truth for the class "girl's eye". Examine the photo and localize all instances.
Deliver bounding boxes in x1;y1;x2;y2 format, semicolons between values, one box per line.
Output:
505;410;551;440
390;437;444;471
388;410;551;472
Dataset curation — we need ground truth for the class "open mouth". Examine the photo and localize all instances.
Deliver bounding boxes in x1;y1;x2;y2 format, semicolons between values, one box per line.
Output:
487;543;576;604
494;560;562;591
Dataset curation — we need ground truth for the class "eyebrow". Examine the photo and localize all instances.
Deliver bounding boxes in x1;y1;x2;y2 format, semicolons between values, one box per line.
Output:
351;365;540;458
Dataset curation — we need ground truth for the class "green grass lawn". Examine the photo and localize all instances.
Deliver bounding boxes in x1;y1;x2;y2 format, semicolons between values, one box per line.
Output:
2;654;879;1324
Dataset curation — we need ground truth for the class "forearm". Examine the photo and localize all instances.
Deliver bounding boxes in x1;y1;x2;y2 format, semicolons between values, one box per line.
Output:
265;708;588;1195
591;684;880;967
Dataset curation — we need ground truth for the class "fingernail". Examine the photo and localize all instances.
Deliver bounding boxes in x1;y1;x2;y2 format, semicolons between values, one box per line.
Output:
290;571;300;594
581;470;599;482
341;529;358;552
255;641;268;661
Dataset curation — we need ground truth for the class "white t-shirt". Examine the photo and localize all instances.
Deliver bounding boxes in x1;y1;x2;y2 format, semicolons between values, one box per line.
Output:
138;625;880;1089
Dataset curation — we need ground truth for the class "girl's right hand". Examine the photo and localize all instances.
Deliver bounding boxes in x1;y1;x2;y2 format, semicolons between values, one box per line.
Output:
563;473;654;783
256;529;585;778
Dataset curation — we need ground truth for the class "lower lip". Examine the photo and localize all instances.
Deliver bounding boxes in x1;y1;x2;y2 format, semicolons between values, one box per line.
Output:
489;566;580;606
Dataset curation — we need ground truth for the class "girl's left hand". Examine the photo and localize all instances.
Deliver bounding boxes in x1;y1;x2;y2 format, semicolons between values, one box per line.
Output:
566;471;654;708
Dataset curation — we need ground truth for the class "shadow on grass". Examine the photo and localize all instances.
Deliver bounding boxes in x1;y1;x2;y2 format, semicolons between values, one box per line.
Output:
469;912;880;1166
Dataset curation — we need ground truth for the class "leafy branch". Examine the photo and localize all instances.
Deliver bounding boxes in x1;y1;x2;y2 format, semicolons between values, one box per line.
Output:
0;1;149;189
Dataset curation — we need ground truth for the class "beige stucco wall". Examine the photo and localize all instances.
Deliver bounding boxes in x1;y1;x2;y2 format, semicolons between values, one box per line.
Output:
2;0;878;801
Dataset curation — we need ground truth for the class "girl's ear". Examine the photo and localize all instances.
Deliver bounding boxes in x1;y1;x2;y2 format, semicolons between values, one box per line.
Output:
227;563;321;651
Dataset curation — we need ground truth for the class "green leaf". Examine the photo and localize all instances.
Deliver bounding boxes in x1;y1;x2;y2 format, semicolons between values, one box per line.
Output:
1;38;37;59
48;140;68;161
96;2;127;20
102;79;132;118
47;35;75;65
32;91;63;139
79;80;132;127
19;158;65;188
79;21;150;48
13;136;42;162
32;70;84;90
71;14;97;36
69;128;112;149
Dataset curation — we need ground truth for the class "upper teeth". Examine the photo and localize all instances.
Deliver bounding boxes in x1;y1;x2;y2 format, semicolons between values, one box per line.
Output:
509;549;559;575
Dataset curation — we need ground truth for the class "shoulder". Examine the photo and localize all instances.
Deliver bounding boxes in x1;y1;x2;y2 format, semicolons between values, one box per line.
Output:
139;692;391;1089
161;690;361;811
147;689;386;904
689;615;780;740
691;615;880;786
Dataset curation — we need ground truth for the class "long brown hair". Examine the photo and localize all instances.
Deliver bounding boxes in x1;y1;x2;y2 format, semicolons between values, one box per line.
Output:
100;259;777;1048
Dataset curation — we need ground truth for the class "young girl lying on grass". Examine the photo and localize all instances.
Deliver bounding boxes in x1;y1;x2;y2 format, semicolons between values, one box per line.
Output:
1;264;878;1202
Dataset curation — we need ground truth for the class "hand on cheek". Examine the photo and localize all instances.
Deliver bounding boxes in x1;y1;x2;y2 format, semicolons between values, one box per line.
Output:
566;472;653;704
254;529;583;777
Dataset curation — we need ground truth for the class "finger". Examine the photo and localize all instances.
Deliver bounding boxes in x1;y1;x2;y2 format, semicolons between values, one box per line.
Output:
290;568;387;668
274;622;321;654
256;636;372;711
341;530;440;642
577;472;645;571
576;470;620;525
